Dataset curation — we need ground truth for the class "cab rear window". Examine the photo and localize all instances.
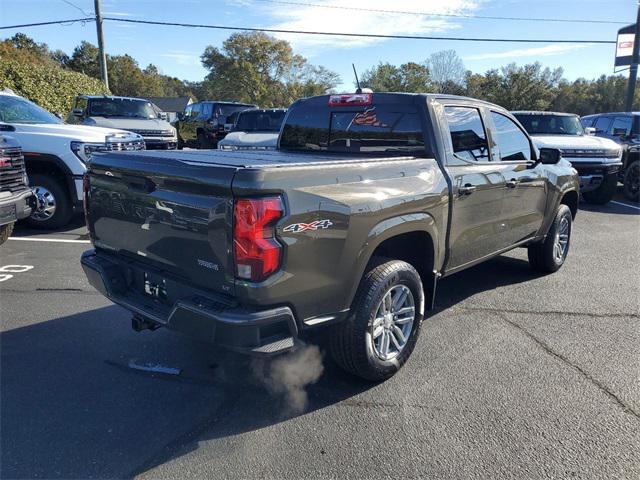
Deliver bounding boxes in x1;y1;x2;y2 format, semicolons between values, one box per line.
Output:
280;104;425;155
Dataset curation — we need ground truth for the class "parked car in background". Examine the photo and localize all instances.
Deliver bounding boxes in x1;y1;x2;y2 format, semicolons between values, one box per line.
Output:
0;90;144;229
218;108;287;150
0;135;34;245
581;112;639;201
176;101;257;149
82;92;579;381
513;111;622;204
68;96;177;150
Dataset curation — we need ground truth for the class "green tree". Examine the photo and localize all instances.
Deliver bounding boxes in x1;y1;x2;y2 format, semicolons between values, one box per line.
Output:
200;32;339;106
465;62;563;110
360;62;431;92
66;41;101;78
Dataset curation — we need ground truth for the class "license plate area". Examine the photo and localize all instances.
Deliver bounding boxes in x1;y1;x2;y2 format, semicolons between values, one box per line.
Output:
0;204;17;224
143;271;168;302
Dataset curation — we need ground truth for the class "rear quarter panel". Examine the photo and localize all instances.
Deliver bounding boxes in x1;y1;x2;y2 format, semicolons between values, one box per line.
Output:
232;157;449;324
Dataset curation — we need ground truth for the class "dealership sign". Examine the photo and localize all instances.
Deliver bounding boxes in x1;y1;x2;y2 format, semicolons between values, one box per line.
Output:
615;23;637;68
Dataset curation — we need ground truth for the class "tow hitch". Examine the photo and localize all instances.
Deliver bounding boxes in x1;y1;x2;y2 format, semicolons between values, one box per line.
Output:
132;314;160;332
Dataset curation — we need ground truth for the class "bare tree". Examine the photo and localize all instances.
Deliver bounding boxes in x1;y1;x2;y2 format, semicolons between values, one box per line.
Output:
425;50;466;94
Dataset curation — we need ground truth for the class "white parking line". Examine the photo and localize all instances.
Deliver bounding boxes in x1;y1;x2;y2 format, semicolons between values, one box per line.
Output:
611;200;640;211
8;237;91;244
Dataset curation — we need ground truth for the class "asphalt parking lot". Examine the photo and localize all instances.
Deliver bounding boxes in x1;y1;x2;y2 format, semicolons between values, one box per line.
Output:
1;190;639;480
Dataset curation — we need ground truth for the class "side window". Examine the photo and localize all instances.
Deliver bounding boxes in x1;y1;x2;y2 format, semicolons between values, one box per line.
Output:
594;116;612;134
490;111;532;161
189;103;201;119
611;116;632;136
75;98;87;112
581;117;593;128
200;103;213;120
444;106;489;162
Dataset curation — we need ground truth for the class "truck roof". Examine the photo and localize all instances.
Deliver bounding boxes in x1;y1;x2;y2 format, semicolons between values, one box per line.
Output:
78;95;152;102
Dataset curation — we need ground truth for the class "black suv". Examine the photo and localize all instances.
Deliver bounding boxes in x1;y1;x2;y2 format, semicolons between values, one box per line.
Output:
0;135;34;245
176;101;257;149
581;112;640;201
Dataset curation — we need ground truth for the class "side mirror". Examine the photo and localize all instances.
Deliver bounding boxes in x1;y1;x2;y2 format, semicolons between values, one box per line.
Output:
584;127;596;136
539;147;562;165
72;108;84;117
157;112;168;121
55;112;63;120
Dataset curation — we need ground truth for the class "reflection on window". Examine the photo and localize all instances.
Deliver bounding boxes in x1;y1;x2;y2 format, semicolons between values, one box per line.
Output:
490;112;531;161
444;106;489;162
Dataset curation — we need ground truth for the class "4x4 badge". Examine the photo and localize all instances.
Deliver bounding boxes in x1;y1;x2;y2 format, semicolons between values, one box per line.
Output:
283;219;333;233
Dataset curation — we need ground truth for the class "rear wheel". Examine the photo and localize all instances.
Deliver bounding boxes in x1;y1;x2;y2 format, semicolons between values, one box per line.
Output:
25;174;72;229
623;160;640;202
528;204;572;273
582;173;617;205
0;222;14;246
329;258;424;381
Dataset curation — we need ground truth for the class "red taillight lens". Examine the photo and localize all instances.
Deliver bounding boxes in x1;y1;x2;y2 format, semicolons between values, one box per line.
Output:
82;173;90;217
328;93;373;106
234;197;284;282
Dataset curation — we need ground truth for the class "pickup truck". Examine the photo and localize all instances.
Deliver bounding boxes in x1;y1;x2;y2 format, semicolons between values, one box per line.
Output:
81;92;579;381
0;135;34;245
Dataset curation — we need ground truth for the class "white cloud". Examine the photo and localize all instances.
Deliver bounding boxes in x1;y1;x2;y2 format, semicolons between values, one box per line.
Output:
159;50;201;66
102;11;134;17
260;0;481;51
463;44;592;61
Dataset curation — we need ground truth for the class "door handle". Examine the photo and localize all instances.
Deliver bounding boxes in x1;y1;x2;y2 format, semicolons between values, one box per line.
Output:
506;179;519;188
458;183;477;196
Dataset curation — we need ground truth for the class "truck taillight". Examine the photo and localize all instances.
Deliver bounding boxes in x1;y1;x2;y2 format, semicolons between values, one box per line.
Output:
233;197;284;282
82;173;91;230
328;93;372;106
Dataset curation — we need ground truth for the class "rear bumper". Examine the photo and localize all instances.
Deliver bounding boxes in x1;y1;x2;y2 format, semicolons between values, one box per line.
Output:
80;250;297;355
571;161;622;193
0;189;34;226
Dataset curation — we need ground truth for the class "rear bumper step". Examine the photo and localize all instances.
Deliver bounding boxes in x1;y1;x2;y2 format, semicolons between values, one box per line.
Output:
81;250;297;356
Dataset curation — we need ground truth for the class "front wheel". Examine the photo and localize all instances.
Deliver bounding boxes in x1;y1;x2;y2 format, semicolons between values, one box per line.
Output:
0;222;14;246
623;160;640;202
329;258;424;382
25;174;73;229
582;173;617;205
528;204;572;273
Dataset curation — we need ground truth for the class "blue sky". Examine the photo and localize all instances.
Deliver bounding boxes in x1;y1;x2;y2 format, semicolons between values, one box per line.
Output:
0;0;636;91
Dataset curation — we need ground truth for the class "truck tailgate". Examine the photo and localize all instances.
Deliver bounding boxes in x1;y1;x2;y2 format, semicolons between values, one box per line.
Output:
86;151;239;296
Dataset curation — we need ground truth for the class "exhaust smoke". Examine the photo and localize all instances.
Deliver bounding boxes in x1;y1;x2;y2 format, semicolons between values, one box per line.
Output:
251;343;324;414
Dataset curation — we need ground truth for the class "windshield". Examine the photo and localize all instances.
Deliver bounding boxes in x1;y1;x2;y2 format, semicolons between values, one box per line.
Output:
514;114;584;135
217;104;256;119
89;98;157;119
234;111;285;132
0;95;62;124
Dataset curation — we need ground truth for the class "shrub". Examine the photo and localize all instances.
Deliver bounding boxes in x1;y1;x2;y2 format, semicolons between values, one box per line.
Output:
0;59;109;114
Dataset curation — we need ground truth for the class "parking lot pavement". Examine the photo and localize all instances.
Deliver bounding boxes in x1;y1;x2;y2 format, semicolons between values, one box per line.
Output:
1;194;639;480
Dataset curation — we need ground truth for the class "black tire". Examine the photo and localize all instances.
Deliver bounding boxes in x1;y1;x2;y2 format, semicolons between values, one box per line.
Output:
197;132;207;149
177;137;184;150
623;160;640;202
329;258;425;382
582;173;617;205
528;204;572;273
25;174;73;229
0;222;14;246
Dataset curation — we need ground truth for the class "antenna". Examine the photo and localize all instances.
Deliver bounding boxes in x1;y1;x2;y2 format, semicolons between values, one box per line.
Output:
352;63;362;94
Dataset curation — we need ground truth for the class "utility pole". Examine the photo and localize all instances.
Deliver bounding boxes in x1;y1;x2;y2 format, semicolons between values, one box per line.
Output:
94;0;109;90
624;3;640;111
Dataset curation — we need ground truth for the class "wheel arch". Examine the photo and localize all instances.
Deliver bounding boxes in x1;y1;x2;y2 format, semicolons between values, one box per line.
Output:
559;189;579;219
24;153;75;204
349;213;440;311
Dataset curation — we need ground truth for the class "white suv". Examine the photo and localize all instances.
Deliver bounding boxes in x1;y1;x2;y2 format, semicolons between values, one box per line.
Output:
0;90;145;228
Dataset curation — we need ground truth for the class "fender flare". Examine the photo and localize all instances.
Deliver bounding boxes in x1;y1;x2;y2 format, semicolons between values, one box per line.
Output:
23;152;78;204
344;212;440;311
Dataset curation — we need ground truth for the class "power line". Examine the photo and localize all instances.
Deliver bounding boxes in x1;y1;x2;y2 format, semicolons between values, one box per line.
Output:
59;0;92;17
252;0;628;25
0;18;94;29
101;17;617;44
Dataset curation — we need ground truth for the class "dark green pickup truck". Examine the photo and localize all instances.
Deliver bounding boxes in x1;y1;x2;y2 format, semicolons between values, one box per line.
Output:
81;92;579;381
